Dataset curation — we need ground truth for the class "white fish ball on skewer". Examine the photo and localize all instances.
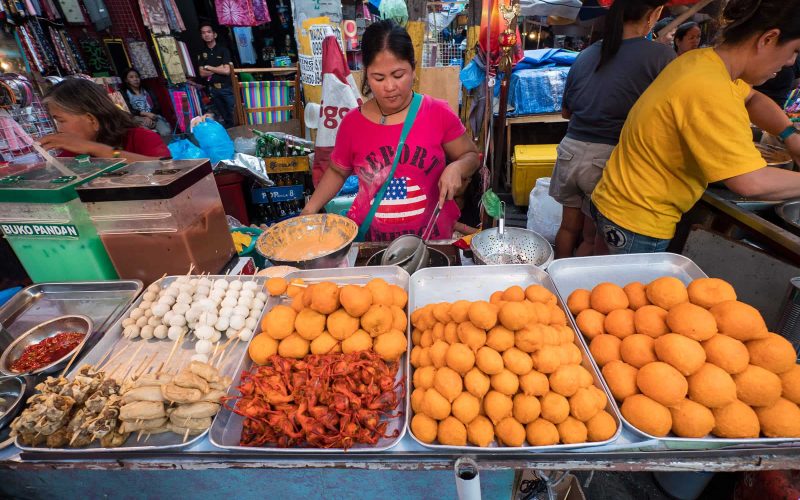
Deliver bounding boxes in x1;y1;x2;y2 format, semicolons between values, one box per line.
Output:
185;307;202;324
167;325;187;341
250;300;265;314
158;294;176;306
176;292;192;304
140;325;155;340
147;316;162;327
244;317;258;331
179;283;194;294
213;279;229;290
238;328;254;342
237;296;253;310
211;330;221;343
194;285;210;297
229;315;245;331
154;325;169;339
189;278;199;287
214;316;229;332
122;318;135;328
198;277;212;288
224;289;239;300
169;314;187;327
255;292;267;302
152;303;170;318
197;298;216;311
129;307;144;320
135;316;148;328
228;280;243;291
233;305;250;318
195;325;215;340
221;296;237;308
140;300;154;310
191;353;209;363
218;306;234;319
199;312;218;327
225;328;239;339
239;289;255;299
147;283;161;294
172;303;190;315
195;339;213;355
123;325;140;339
210;288;225;301
243;281;259;292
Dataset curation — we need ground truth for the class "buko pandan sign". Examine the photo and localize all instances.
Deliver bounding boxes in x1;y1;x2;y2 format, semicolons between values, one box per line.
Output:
1;223;80;238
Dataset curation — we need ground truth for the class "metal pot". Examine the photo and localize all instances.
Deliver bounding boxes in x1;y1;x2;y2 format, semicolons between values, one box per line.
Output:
776;199;800;233
255;214;358;269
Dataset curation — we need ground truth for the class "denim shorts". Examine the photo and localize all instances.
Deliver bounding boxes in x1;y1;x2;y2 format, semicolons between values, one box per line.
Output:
590;202;670;254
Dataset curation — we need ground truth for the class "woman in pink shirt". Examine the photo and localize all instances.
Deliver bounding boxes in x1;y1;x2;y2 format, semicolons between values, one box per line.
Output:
303;20;479;242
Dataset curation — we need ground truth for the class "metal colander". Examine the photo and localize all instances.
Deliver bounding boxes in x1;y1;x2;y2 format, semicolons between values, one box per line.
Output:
470;227;554;268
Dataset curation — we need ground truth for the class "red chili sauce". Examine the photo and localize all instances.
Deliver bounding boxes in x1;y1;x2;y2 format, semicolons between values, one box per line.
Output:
10;331;85;372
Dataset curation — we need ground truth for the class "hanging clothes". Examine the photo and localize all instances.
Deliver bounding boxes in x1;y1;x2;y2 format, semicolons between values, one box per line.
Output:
62;31;88;73
252;0;270;23
155;36;186;84
127;40;159;79
161;0;185;32
177;41;195;77
56;0;85;23
81;0;112;31
215;0;255;27
138;0;170;35
79;36;112;75
233;27;256;65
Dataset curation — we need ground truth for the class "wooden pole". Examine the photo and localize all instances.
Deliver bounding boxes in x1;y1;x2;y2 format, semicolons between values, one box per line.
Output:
407;0;428;92
461;0;483;144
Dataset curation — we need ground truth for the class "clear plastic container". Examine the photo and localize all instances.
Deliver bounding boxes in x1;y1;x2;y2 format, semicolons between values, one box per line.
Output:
76;159;236;285
0;158;125;282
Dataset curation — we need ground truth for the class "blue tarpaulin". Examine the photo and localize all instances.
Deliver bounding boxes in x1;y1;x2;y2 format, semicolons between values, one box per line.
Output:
507;66;570;116
514;48;579;71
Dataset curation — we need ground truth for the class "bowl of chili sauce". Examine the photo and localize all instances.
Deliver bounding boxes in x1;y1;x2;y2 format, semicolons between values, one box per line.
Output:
0;315;93;377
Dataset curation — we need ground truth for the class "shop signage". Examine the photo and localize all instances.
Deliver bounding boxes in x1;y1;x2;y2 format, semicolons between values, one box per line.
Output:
252;185;305;204
263;156;310;174
1;223;80;238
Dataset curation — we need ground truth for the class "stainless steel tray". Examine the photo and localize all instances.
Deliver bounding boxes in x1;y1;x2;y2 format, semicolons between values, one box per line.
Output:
407;264;623;452
547;253;800;447
17;275;253;454
210;266;410;453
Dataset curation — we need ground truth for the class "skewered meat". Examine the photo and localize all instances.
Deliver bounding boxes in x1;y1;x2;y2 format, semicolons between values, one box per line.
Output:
161;384;203;404
209;377;233;391
168;414;212;430
17;431;46;447
119;417;167;434
69;429;93;447
100;431;129;448
119;401;166;421
35;376;68;394
169;402;220;420
167;422;205;436
172;371;209;393
201;390;227;404
132;373;172;388
189;361;220;383
121;386;164;405
46;428;69;448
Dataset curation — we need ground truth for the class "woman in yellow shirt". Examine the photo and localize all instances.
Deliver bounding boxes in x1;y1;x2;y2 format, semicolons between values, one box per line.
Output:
591;0;800;254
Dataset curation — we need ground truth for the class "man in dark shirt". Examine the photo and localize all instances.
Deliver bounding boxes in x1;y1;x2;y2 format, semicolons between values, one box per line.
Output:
197;23;235;128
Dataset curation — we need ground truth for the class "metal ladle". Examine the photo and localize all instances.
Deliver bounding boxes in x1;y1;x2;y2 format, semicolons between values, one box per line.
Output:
381;205;441;269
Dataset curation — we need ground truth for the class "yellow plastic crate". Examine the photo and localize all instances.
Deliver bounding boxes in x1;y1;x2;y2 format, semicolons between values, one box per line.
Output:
512;144;557;206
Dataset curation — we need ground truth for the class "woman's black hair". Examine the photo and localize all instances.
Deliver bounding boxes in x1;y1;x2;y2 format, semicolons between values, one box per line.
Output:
43;78;139;149
721;0;800;45
360;19;416;95
674;22;700;43
121;67;141;93
597;0;669;71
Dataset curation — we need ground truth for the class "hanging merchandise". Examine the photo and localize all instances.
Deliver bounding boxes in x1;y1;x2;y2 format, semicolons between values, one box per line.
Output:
62;30;89;73
154;36;186;84
80;35;112;75
81;0;112;31
215;0;255;27
127;40;159;79
379;0;408;26
169;85;201;133
276;1;290;30
138;0;170;35
177;41;195;77
233;27;256;65
17;23;48;73
56;0;85;23
252;0;269;23
161;0;185;32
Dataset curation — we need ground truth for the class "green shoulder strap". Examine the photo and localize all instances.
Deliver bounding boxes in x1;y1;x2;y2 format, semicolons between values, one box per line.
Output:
355;92;423;242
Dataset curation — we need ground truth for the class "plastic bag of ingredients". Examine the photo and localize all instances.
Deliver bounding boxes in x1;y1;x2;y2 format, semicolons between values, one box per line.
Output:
380;0;408;26
526;177;562;244
193;118;234;164
233;136;257;155
168;138;206;160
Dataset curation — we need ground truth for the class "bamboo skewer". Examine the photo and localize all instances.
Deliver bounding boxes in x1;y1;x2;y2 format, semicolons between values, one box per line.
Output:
182;427;190;443
215;338;239;371
96;344;130;374
110;344;144;380
162;330;187;372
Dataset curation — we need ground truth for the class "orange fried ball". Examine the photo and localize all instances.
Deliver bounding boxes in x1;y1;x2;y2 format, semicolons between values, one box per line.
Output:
340;284;372;318
389;284;408;309
746;333;797;374
457;322;487;351
754;398;800;438
687;277;737;309
373;329;407;361
431;367;461;403
780;365;800;404
499;301;530;331
391;306;407;333
502;347;534;376
604;309;636;339
654;334;706;376
549;305;568;326
701;335;750;374
620;334;657;369
489;291;504;305
549;365;583;397
429;340;449;369
733;364;782;407
569;387;601;422
467;415;495;447
366;278;394;306
265;277;288;296
559;342;583;366
438;416;468;446
666;302;718;341
586;410;617;442
490;369;520;396
525;285;557;305
341;329;372;354
446;343;476;376
576;309;606;339
669;399;715;438
621;394;672;437
709;301;769;341
526;418;560;446
633;305;670;338
326;309;359;340
531;345;562;374
646;277;688;310
487;325;516;352
503;285;526;302
589;385;608;410
516;326;545;353
248;334;278;365
540;392;570;424
262;304;296;340
712;400;760;438
512;394;541;424
602;360;639;402
464;368;491;399
590;282;629;314
432;303;452;324
290;293;305;313
623;281;650;310
495;417;526;447
637;362;688;407
519;370;550;397
422;388;451;420
484;390;514;425
294;308;326;340
557;416;588;444
449;300;471;323
567;289;591;315
687;363;737;408
310;332;339;355
589;334;622;367
411;414;438;444
361;304;394;337
310;282;340;315
410;388;426;414
468;301;498;330
278;333;310;359
452;392;481;425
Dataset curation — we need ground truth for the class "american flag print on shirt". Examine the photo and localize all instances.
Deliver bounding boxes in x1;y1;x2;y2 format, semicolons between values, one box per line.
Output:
374;177;427;224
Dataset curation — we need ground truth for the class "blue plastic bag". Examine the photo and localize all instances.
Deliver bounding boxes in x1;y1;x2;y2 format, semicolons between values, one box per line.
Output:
193;119;235;164
338;175;359;195
168;139;205;160
460;60;485;90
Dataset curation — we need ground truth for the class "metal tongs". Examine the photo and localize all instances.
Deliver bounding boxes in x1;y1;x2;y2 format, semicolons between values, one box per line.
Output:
381;204;441;267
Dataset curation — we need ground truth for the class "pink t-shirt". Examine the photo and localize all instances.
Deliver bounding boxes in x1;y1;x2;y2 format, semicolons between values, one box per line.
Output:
331;95;465;242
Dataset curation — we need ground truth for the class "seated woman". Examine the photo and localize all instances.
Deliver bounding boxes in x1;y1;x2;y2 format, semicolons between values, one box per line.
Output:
39;78;170;161
302;20;479;242
674;22;702;56
121;68;172;140
591;0;800;255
